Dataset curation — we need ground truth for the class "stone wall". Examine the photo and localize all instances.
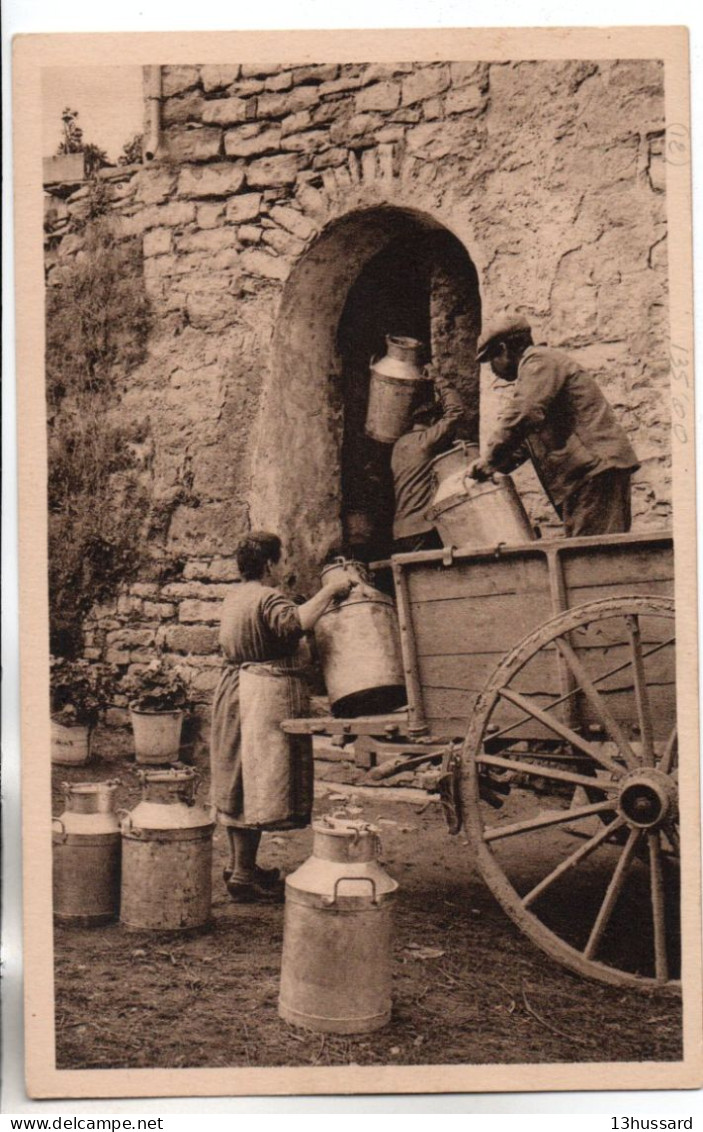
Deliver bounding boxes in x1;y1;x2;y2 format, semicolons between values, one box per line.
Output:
45;57;670;723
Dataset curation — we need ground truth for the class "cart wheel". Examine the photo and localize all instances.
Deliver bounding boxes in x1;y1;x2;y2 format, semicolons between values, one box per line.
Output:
461;595;679;991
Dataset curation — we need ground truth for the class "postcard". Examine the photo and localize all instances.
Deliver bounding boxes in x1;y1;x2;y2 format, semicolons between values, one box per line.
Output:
13;24;701;1100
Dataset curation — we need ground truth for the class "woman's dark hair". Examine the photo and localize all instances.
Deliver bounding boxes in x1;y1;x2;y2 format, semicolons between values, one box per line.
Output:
236;531;282;581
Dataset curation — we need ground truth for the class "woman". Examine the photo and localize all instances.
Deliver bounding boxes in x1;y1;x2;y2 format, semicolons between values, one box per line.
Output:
210;531;352;904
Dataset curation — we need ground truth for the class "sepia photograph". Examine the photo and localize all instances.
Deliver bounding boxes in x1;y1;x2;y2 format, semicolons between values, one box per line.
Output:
12;25;701;1100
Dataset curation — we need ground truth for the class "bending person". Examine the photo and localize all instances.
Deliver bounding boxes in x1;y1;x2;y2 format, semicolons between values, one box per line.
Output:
391;366;464;554
470;315;639;537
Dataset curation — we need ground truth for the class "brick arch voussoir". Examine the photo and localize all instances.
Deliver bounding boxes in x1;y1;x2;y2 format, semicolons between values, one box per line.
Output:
293;145;473;257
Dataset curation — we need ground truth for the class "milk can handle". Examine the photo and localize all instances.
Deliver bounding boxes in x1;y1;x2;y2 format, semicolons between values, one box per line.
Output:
462;469;500;490
52;818;67;842
328;811;362;844
323;876;378;907
116;808;132;833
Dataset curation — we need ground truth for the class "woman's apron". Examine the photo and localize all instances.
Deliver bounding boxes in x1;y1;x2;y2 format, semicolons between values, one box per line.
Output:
238;659;313;829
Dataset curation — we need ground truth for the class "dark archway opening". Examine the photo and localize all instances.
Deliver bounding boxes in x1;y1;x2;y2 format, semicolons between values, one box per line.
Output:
256;206;482;592
337;226;481;562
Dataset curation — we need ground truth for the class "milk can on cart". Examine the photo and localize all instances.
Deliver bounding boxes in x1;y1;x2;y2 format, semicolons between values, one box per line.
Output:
279;814;399;1033
119;766;214;932
314;558;406;716
52;780;122;926
427;444;534;549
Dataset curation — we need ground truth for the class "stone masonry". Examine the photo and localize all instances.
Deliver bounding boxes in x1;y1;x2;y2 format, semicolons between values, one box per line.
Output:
45;58;671;727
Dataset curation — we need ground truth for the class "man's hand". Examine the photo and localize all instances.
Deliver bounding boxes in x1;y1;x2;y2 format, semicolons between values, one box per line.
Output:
423;362;440;383
467;457;493;483
324;576;355;602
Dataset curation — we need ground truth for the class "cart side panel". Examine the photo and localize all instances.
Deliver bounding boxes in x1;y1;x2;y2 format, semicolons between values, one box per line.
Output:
394;533;674;741
401;552;554;739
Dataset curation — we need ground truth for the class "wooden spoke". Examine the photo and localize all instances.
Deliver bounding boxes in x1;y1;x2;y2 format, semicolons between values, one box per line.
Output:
625;614;656;766
659;725;678;776
489;636;675;743
554;636;639;770
663;821;680;856
522;816;626;908
584;828;641;960
484;799;613;843
648;831;669;983
478;752;618;793
497;686;625;777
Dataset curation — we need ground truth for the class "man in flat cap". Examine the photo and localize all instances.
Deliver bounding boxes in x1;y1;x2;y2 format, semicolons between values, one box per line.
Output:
470;316;639;537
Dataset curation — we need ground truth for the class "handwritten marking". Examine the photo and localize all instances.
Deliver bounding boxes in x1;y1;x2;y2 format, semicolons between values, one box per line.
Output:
664;124;690;166
669;344;691;444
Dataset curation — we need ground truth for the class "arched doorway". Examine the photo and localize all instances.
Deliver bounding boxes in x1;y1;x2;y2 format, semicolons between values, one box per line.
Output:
250;205;481;589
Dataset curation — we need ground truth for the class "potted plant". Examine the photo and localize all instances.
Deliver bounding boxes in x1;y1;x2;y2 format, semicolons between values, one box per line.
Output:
50;656;115;765
123;657;190;765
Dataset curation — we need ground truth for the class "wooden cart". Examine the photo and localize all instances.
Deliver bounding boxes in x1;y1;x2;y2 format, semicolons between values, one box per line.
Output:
284;530;678;991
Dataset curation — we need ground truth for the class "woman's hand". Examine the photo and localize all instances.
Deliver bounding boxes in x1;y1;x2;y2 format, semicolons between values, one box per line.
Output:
297;576;355;630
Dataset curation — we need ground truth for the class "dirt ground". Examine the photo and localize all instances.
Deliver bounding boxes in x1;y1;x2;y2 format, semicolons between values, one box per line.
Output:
53;729;682;1071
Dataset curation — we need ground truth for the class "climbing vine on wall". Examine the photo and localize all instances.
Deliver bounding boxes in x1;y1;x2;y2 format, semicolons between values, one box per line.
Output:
47;220;152;656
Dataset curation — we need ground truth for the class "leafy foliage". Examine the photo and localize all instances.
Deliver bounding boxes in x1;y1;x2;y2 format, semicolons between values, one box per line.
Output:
50;656;116;727
46;223;150;407
47;221;152;656
122;657;191;712
119;134;144;166
56;108;109;176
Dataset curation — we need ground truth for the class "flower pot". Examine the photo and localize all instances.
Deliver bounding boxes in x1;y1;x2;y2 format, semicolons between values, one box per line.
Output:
129;707;184;765
51;719;93;766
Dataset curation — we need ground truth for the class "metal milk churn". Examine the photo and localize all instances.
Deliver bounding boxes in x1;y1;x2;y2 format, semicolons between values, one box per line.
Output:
429;440;480;506
314;558;407;717
52;781;121;926
278;814;399;1033
365;335;430;444
426;440;534;549
120;766;214;932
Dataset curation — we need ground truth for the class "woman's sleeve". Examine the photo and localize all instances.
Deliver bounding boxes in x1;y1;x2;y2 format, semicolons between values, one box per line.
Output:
261;591;304;645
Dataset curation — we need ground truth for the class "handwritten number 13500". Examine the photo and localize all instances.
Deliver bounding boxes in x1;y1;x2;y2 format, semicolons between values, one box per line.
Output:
670;343;690;445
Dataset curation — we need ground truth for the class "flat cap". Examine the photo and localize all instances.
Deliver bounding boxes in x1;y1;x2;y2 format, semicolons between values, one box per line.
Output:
476;314;532;362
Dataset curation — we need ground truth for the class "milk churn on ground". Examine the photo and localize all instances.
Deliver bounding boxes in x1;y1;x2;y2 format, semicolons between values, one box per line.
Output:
279;814;398;1033
52;781;121;926
314;559;406;717
120;767;214;932
365;335;429;444
239;660;313;828
427;449;534;549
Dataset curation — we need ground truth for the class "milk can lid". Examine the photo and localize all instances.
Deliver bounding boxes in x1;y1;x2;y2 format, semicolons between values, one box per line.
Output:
313;812;380;838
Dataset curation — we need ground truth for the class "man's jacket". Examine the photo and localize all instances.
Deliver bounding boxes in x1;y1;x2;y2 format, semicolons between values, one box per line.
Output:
484;346;639;506
391;377;463;539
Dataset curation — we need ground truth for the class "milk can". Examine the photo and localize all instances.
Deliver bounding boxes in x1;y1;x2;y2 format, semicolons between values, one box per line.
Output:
365;335;429;444
429;440;480;504
279;814;398;1033
52;781;121;926
427;469;534;549
314;558;406;717
120;766;214;932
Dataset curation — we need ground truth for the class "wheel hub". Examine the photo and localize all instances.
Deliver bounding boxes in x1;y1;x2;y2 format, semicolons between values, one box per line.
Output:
617;767;677;829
